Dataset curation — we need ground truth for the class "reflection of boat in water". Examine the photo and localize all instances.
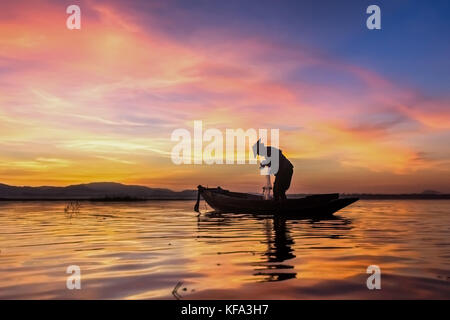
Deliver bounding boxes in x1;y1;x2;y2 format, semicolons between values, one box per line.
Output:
194;185;358;217
196;212;353;283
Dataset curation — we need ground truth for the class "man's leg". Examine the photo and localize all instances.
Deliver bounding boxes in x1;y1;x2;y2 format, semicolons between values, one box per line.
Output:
280;188;287;201
279;167;293;201
273;175;281;201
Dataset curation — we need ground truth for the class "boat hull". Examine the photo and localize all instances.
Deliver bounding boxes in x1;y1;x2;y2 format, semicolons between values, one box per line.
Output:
196;185;358;217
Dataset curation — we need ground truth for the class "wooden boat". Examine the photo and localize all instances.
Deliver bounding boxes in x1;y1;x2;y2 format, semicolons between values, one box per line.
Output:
194;185;358;217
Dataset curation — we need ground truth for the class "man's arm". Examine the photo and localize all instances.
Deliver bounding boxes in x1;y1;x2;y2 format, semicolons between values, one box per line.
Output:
260;146;279;167
260;159;271;168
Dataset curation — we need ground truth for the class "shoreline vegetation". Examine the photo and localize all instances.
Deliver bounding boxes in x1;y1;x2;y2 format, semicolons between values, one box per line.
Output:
0;182;449;201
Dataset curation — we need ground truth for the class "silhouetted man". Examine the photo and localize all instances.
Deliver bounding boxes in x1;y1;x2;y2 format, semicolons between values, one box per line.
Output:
253;140;294;201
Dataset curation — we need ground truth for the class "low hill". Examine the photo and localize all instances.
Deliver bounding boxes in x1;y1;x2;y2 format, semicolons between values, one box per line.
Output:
0;182;197;200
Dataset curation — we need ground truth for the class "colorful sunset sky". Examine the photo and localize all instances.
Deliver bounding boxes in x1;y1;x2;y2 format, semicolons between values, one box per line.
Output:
0;0;449;193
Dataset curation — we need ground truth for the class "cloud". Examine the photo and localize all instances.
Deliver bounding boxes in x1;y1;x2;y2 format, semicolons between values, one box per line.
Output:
0;0;448;191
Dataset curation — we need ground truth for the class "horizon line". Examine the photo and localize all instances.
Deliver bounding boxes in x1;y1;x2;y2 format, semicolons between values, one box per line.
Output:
0;181;447;195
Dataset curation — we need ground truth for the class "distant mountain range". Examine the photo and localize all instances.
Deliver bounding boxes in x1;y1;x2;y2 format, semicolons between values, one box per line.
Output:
0;182;197;200
0;182;448;200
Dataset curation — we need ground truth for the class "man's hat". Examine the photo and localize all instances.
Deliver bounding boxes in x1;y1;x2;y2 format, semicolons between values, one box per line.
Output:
252;139;261;158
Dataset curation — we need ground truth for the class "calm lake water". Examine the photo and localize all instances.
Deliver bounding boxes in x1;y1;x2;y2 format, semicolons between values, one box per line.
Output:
0;200;449;299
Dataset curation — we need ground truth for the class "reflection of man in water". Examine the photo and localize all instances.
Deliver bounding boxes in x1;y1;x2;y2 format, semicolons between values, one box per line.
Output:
261;217;296;282
271;217;295;262
253;140;294;201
